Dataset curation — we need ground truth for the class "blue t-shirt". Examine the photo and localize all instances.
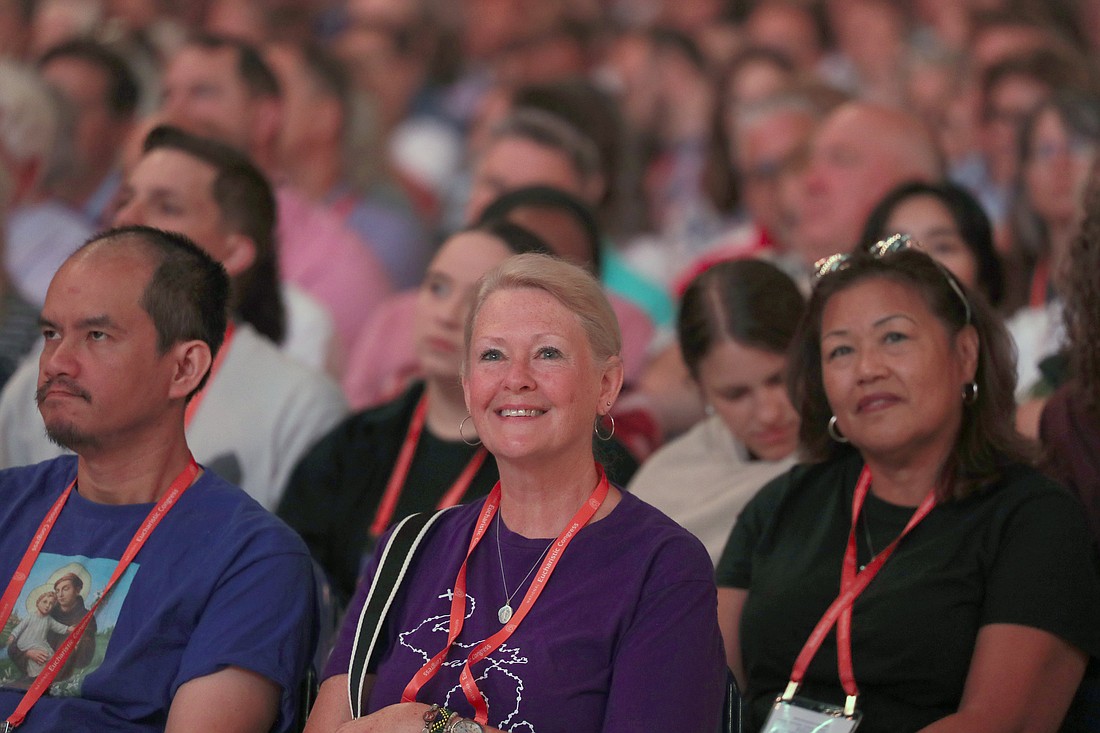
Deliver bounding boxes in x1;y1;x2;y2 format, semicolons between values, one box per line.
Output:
326;491;726;732
0;456;316;732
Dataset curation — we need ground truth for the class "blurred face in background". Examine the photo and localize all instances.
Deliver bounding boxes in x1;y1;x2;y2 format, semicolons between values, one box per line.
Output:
465;136;589;223
695;338;799;461
980;72;1049;185
882;194;979;290
414;231;513;381
1024;107;1098;236
733;105;816;243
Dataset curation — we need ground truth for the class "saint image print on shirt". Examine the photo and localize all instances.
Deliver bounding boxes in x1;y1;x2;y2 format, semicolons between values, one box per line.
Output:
0;556;138;696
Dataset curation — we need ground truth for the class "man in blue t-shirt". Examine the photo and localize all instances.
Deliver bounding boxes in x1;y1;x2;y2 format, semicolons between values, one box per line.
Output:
0;226;316;731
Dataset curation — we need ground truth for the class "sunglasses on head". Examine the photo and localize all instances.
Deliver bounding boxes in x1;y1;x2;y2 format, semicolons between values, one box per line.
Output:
813;234;972;325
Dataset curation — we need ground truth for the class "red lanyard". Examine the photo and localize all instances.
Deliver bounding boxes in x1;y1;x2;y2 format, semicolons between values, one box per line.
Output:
184;322;236;428
783;466;936;714
1028;256;1051;308
401;465;610;724
0;457;200;729
369;395;488;538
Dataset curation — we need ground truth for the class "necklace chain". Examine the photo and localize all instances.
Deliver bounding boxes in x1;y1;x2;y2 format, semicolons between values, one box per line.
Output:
860;512;876;571
495;512;554;623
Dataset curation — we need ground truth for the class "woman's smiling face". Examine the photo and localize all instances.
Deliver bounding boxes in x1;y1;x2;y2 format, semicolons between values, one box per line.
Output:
820;276;977;466
462;287;620;466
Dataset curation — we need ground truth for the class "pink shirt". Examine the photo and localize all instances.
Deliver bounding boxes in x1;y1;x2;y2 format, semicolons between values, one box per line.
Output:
275;185;393;363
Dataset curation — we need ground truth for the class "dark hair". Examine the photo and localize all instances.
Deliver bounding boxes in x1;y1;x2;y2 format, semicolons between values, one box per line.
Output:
474;185;602;276
1063;162;1100;417
54;572;83;592
81;226;230;398
860;180;1006;307
788;248;1033;500
981;47;1096;112
678;259;805;379
470;219;552;257
142;124;285;344
294;40;351;110
38;38;140;118
648;26;708;72
185;33;281;99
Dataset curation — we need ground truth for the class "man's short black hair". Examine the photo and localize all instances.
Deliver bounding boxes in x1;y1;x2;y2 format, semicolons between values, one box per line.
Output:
38;38;140;118
186;32;281;99
296;41;351;110
80;225;230;398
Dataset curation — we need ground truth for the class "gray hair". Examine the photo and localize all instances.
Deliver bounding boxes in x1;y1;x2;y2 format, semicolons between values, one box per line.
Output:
0;62;58;163
0;61;70;192
732;89;821;133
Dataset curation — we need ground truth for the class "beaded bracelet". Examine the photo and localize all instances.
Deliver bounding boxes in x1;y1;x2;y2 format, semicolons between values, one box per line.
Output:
422;704;455;733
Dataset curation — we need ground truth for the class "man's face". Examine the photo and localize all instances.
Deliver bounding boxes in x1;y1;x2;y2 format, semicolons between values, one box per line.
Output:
464;137;588;223
980;74;1049;185
40;57;130;179
36;245;176;454
161;46;259;152
54;580;77;610
795;107;916;262
113;149;234;264
264;44;327;162
734;109;816;241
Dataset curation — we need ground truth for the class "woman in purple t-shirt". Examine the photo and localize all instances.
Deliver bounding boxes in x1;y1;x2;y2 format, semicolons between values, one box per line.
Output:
305;254;726;732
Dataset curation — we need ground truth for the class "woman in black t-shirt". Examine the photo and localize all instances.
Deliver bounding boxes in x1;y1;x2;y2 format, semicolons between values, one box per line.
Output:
717;238;1100;733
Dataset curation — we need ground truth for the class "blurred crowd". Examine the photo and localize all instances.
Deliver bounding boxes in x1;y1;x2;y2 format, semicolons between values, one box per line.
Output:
0;0;1098;500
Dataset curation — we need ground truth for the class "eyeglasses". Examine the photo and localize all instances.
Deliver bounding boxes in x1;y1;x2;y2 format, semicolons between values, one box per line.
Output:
813;234;972;324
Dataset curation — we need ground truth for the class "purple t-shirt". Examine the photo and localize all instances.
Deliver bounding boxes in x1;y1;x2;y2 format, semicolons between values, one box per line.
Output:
325;491;726;731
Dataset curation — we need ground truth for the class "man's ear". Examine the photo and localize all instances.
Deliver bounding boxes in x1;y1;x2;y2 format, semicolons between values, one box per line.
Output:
221;233;257;278
252;97;282;158
167;340;213;401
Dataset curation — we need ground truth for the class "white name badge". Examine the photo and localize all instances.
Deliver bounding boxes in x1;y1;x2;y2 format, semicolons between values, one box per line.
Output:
762;697;862;733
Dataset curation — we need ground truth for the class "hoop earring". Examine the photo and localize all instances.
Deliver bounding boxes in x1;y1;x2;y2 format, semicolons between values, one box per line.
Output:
594;413;615;441
962;381;979;405
827;415;849;443
459;415;481;446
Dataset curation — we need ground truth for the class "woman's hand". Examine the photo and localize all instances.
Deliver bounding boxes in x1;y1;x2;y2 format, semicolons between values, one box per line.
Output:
334;702;430;733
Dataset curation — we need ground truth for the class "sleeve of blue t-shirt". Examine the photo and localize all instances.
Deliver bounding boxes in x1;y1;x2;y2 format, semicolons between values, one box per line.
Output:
172;541;317;732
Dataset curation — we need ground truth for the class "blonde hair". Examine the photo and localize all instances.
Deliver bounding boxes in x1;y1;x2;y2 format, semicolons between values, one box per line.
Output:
463;253;621;373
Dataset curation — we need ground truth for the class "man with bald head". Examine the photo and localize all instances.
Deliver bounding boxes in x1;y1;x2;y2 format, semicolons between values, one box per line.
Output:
793;101;943;267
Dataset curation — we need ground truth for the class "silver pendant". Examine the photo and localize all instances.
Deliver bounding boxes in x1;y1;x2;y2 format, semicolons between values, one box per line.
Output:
497;604;513;624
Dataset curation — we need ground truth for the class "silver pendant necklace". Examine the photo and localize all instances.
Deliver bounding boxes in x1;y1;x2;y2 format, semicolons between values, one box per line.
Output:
495;512;554;625
860;512;876;572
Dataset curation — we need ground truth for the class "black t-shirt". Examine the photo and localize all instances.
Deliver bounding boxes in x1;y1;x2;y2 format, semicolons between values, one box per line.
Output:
277;383;499;602
717;452;1100;733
